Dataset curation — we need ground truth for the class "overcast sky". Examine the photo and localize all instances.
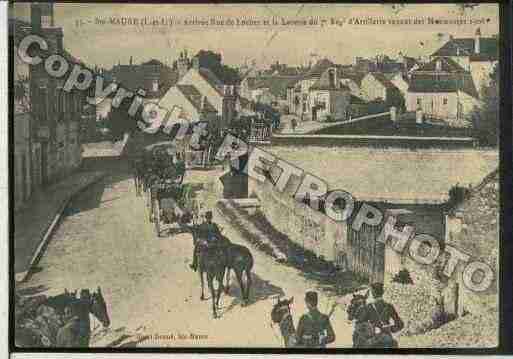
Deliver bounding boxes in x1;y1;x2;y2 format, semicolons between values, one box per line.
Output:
12;3;499;70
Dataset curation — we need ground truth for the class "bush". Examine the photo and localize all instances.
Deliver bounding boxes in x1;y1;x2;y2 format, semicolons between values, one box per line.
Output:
392;268;414;285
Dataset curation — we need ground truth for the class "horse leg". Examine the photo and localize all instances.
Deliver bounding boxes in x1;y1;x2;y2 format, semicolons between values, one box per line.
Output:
207;273;217;319
235;270;245;306
216;272;224;311
244;269;252;304
200;270;205;301
224;267;231;294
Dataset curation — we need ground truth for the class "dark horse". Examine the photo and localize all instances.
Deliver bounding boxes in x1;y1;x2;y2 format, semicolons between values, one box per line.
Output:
189;225;227;318
221;235;254;306
188;222;254;316
270;297;297;347
15;288;110;348
346;291;374;348
55;287;111;347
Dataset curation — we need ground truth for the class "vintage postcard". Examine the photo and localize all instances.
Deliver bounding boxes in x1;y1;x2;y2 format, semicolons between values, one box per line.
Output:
10;2;499;350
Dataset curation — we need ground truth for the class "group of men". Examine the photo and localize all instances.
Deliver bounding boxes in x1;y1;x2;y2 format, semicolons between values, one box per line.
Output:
295;282;403;348
189;211;403;348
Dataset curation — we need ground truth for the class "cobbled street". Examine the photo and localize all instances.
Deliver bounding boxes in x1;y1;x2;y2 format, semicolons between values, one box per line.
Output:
17;157;354;348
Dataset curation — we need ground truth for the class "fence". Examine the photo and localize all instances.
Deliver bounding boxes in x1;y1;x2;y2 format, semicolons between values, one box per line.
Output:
248;120;272;143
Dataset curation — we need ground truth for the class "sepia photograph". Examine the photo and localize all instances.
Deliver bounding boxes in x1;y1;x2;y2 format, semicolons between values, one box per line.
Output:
10;3;500;349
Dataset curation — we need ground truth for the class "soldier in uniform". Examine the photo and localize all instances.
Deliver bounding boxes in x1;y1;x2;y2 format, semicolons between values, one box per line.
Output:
296;291;336;348
356;282;404;348
190;211;222;271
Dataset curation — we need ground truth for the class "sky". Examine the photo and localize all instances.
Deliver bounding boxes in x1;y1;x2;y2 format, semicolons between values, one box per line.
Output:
11;3;499;70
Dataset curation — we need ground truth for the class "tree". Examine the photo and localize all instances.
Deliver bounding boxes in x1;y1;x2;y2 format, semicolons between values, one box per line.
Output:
195;50;241;85
472;64;499;147
106;99;140;142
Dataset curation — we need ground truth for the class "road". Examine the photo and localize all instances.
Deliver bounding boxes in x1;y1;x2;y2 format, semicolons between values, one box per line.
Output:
17;157;354;348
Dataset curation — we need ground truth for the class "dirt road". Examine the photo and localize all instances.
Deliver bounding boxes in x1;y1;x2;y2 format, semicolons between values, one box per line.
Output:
17;159;353;348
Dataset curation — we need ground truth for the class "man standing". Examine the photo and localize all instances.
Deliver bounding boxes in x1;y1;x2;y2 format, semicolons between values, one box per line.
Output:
296;291;336;348
190;211;222;271
356;282;404;348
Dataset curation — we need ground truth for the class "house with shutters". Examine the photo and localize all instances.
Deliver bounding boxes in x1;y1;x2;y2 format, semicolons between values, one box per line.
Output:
308;67;352;121
406;57;480;125
430;28;498;93
286;58;337;120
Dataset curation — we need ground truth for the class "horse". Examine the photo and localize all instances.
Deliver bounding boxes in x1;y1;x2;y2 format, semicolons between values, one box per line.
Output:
346;291;374;348
189;226;228;319
43;289;77;315
220;235;254;306
55;287;110;347
270;297;297;347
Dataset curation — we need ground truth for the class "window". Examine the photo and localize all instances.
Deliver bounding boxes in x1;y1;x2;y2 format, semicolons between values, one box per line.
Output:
443;98;448;105
416;98;422;106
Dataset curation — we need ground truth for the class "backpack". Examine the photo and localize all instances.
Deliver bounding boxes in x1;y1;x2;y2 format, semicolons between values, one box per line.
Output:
365;303;397;348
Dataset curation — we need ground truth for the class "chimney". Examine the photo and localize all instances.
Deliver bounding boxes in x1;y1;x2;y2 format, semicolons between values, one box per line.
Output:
475;27;481;54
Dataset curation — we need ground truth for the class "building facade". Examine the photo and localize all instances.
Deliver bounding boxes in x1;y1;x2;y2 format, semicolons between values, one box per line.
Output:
407;57;480;124
28;3;85;185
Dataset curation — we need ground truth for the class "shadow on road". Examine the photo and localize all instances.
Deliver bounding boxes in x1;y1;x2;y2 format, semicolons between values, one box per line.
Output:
222;271;284;315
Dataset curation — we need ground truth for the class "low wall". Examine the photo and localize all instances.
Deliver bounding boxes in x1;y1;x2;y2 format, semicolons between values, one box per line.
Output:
248;177;346;262
271;134;476;148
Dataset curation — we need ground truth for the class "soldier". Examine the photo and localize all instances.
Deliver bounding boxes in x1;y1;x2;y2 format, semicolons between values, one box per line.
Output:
190;211;222;271
296;291;336;348
356;282;404;348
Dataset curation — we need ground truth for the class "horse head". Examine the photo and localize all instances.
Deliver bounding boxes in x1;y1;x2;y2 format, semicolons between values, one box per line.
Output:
271;296;294;324
90;287;110;328
347;291;368;321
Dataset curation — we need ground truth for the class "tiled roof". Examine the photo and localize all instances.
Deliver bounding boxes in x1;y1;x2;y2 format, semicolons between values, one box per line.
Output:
198;68;224;95
253;76;300;98
432;37;498;61
368;72;398;89
340;72;366;86
176;84;217;113
408;72;479;98
416;57;466;73
309;79;350;92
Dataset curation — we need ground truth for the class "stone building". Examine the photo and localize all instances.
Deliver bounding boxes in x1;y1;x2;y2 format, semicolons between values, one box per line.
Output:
27;3;86;185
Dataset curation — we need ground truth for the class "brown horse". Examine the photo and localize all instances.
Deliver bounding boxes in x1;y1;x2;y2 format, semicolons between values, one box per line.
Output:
220;236;254;306
189;226;228;319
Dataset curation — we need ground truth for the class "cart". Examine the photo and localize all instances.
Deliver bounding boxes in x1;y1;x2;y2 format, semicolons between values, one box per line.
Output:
141;142;188;236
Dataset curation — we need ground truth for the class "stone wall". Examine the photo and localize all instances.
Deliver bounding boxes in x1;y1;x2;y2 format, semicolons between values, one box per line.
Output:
248;177;346;262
